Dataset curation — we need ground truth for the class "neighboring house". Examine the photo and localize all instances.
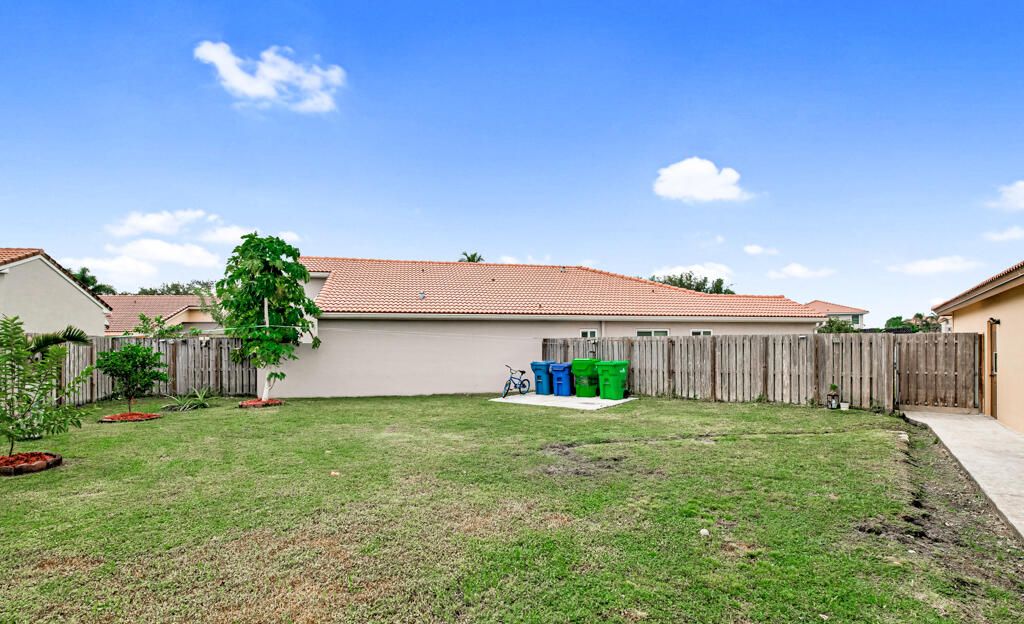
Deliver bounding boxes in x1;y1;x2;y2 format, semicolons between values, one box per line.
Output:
804;300;869;329
0;247;110;335
101;295;220;336
933;259;1024;434
268;257;825;398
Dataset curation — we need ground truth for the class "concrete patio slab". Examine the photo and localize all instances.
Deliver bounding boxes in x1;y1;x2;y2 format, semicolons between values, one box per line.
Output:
490;393;636;411
904;410;1024;539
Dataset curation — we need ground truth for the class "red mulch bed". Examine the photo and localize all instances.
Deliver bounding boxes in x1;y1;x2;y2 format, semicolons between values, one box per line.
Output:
98;412;162;423
0;451;62;476
238;399;284;409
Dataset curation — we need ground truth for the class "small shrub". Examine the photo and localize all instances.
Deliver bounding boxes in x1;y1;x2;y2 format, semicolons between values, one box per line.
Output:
0;316;91;455
96;344;169;413
162;388;213;412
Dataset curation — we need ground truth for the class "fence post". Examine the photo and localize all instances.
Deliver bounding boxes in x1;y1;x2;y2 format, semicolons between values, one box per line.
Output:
709;335;718;401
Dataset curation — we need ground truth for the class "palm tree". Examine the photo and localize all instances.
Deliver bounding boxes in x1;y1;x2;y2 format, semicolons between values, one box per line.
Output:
458;252;484;263
28;325;91;355
71;267;116;295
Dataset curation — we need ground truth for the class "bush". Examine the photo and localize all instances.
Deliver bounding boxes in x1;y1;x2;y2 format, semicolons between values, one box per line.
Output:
96;344;169;414
0;316;91;456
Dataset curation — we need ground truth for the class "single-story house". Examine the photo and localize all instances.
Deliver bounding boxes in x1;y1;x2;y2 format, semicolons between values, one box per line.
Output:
267;257;825;398
101;295;220;336
933;258;1024;433
0;247;110;335
804;300;869;329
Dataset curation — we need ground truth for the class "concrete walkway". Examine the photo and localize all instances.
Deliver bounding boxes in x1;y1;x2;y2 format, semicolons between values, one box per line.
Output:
904;411;1024;539
490;393;636;411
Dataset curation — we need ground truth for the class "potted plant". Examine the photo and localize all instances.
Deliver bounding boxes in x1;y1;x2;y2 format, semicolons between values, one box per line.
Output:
95;344;169;422
826;384;840;410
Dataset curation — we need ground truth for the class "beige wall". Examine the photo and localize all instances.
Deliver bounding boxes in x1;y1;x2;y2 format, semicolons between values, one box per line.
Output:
951;285;1024;433
0;257;107;335
267;317;820;398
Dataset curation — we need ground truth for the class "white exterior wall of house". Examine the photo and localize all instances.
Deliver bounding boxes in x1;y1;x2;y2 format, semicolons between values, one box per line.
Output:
0;256;108;335
827;312;866;329
266;316;820;398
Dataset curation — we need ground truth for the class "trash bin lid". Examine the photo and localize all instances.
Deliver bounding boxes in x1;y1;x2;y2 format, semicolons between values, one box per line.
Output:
549;362;572;371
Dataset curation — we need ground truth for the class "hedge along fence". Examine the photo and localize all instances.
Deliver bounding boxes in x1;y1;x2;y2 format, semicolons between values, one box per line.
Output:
542;333;982;412
59;336;258;406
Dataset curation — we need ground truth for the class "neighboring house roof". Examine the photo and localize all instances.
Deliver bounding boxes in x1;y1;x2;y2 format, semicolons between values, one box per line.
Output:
101;295;205;334
300;257;824;319
0;247;112;312
804;300;869;315
933;259;1024;315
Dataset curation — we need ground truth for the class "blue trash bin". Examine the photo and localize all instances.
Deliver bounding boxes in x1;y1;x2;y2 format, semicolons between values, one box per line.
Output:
550;362;574;396
530;361;556;395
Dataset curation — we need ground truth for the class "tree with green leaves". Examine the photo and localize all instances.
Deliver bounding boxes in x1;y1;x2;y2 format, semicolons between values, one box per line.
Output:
0;316;91;456
458;251;484;263
816;317;858;333
135;280;216;295
71;267;117;295
96;344;169;414
650;271;736;294
216;234;321;402
127;313;185;339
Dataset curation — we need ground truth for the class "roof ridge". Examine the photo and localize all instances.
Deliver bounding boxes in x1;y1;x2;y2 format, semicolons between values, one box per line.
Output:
300;255;584;269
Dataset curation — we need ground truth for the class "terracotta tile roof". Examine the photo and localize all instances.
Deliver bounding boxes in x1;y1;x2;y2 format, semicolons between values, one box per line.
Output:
300;257;823;319
101;295;204;333
933;258;1024;314
804;300;869;315
0;247;45;267
1;247;112;311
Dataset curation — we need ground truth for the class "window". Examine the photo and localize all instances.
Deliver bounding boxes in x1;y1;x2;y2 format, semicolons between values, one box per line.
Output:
690;329;712;336
580;328;598;338
636;329;669;337
850;314;861;324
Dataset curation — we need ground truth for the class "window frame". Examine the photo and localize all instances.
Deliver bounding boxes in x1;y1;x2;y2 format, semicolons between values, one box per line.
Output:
690;329;713;336
636;329;670;337
580;328;599;338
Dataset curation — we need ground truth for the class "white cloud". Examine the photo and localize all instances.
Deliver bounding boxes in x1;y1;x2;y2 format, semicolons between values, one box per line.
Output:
277;230;302;243
194;41;346;113
743;244;779;256
653;157;751;203
105;239;220;268
987;180;1024;211
887;256;982;275
767;263;835;279
652;262;734;281
200;225;258;244
106;209;208;237
984;225;1024;242
61;255;158;289
499;254;552;265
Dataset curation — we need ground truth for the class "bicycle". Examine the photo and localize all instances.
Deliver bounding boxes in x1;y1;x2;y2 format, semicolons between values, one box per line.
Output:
501;364;531;398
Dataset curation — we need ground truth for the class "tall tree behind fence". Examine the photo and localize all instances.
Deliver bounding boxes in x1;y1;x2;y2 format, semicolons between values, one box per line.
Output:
542;333;980;411
60;336;258;405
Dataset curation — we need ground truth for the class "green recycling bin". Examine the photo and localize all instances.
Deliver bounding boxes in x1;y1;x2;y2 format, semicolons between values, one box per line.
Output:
596;360;630;400
571;358;601;397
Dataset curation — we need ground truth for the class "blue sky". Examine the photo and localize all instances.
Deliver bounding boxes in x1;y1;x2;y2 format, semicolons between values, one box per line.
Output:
2;1;1023;324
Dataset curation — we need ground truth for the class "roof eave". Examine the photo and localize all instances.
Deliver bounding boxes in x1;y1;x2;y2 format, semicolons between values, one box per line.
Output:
933;268;1024;315
318;312;825;322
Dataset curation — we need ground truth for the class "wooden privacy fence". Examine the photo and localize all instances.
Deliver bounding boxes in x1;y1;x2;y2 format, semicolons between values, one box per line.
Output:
60;336;258;406
541;333;981;411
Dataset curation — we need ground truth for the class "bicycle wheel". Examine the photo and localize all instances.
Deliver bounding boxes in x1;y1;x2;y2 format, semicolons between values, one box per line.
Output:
519;379;531;395
502;380;512;398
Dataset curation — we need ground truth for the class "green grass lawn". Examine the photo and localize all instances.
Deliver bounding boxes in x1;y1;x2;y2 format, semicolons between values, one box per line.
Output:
2;395;1022;623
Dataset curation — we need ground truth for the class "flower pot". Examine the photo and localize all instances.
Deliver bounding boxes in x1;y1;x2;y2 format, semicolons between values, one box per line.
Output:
840;402;850;411
826;393;840;410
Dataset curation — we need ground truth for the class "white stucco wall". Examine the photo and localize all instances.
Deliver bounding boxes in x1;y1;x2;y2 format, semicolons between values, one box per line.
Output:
267;317;820;398
0;256;108;335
